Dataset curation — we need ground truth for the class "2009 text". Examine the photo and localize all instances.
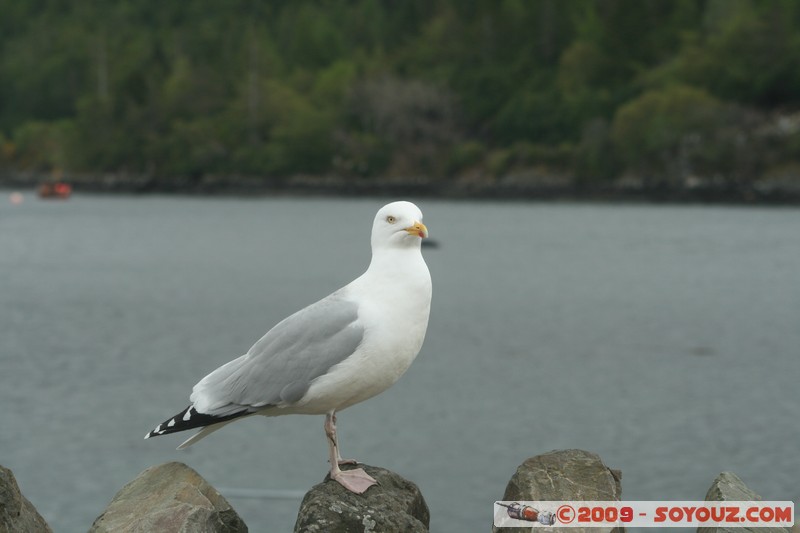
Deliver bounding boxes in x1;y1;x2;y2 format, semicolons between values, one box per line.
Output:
494;500;794;528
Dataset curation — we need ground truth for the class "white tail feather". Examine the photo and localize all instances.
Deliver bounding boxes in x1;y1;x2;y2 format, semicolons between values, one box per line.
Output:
176;419;237;450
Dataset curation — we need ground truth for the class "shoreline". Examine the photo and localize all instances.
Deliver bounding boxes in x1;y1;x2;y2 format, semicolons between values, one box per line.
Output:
3;172;800;205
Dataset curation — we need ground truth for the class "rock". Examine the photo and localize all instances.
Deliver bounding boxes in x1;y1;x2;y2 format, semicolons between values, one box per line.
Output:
494;449;623;533
703;472;762;504
0;464;53;533
699;472;790;533
294;464;429;532
88;462;247;533
500;449;622;502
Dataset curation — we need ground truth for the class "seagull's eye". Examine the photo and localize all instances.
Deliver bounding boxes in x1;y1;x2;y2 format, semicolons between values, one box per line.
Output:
386;215;397;224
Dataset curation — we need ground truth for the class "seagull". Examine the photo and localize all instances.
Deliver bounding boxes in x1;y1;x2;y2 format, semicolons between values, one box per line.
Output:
145;201;432;493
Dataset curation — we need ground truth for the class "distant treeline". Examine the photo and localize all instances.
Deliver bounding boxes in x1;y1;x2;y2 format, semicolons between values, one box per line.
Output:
1;0;799;192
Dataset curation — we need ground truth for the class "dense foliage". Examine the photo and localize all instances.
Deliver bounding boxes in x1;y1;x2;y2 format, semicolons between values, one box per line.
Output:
1;0;799;189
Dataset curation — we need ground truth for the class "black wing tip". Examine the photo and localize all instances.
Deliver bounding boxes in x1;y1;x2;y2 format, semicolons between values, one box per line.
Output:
145;405;249;439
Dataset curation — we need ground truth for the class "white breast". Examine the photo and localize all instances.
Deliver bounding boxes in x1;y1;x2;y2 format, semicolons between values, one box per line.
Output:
295;249;431;413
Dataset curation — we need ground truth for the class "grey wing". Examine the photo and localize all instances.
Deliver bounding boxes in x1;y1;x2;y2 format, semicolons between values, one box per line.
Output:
190;292;364;416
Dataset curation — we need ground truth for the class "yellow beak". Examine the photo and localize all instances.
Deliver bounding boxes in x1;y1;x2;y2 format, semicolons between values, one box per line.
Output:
405;221;428;238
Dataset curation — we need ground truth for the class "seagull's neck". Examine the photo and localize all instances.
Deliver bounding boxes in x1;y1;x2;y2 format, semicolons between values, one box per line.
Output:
346;243;431;317
366;245;425;276
346;245;430;299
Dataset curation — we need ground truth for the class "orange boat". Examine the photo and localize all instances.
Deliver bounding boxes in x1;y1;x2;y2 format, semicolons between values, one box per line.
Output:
38;181;72;199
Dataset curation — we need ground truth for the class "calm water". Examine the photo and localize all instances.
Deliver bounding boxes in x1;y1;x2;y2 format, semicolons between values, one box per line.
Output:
1;194;798;532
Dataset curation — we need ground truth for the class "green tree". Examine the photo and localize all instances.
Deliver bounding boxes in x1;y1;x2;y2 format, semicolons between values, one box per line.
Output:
611;85;726;187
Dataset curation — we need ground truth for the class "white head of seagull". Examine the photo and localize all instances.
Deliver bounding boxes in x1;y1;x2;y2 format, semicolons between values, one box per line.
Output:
369;200;428;251
145;200;432;495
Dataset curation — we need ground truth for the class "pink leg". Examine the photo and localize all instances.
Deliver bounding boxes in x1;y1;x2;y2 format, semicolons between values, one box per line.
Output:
327;412;357;465
324;411;377;494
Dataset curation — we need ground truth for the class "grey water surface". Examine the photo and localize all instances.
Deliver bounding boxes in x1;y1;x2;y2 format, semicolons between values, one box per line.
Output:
1;194;798;532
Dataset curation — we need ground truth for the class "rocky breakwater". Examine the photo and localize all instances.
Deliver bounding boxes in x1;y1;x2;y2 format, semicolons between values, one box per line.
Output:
87;461;429;533
2;454;793;532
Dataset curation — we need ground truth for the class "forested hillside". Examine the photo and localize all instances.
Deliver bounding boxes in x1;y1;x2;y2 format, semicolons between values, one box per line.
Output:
2;0;799;194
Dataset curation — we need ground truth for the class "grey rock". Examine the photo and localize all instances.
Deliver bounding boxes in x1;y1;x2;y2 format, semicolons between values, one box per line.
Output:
294;464;429;533
703;472;761;504
494;449;623;533
698;472;790;533
0;464;53;533
88;462;247;533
